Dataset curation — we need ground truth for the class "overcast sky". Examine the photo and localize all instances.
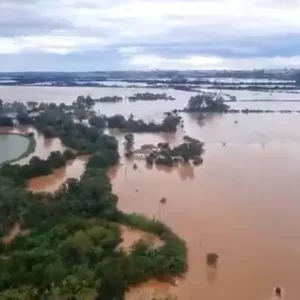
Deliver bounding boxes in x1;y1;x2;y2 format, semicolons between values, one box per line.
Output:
1;0;300;71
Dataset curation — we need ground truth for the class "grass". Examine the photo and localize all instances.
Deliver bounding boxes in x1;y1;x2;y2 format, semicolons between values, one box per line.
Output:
0;132;36;166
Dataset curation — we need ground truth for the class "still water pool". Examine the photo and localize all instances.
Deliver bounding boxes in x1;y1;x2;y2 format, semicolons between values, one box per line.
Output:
0;134;29;164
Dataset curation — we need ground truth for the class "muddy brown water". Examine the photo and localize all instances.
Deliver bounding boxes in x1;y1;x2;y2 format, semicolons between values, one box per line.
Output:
23;114;300;300
111;114;300;300
0;126;87;193
26;114;300;299
28;155;88;193
2;101;300;298
120;226;164;251
117;144;300;300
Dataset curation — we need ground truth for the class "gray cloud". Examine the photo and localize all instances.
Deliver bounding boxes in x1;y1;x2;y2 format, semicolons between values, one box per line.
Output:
0;0;71;37
0;0;300;70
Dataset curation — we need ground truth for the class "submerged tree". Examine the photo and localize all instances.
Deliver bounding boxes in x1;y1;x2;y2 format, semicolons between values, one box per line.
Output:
185;94;229;112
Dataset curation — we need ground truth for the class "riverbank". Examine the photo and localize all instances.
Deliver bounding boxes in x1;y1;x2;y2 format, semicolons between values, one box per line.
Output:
0;132;36;166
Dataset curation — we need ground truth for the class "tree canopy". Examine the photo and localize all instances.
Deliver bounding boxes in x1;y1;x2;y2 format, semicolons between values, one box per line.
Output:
185;94;229;112
0;100;187;299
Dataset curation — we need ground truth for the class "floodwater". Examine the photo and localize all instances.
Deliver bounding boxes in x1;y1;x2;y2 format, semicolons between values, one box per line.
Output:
28;155;88;193
0;126;66;165
115;138;300;300
0;132;29;164
111;113;300;300
120;225;164;251
2;87;300;299
3;85;300;119
0;126;86;192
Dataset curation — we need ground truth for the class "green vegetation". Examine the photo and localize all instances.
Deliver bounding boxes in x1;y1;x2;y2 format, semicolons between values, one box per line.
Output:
0;133;36;166
96;96;123;103
0;116;14;126
185;94;229;113
0;149;79;187
75;95;123;104
124;133;134;158
146;136;204;167
128;93;175;102
107;113;181;132
206;253;219;266
0;104;187;299
72;93;175;104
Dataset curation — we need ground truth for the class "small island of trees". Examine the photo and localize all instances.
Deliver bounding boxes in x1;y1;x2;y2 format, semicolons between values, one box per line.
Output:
70;93;176;106
184;93;229;113
144;136;204;167
106;113;182;133
128;93;175;101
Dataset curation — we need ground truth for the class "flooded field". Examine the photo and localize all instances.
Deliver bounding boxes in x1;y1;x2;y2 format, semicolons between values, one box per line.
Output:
2;85;300;120
0;86;195;119
1;86;300;299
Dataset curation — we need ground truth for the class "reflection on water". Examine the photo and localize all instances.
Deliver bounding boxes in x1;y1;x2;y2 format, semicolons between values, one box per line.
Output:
3;85;300;120
3;87;300;299
106;113;300;300
0;86;196;120
112;138;300;300
18;135;66;165
28;156;88;192
3;126;67;165
206;266;218;284
0;132;29;164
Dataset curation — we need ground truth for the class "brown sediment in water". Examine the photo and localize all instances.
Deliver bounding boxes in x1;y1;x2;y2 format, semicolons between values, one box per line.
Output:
28;155;88;193
120;225;164;251
111;138;300;300
126;279;177;300
120;226;171;300
2;222;30;245
7;113;300;299
2;222;21;244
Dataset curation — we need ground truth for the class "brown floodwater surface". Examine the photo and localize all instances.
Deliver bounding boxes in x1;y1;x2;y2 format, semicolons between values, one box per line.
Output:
3;100;300;299
120;225;164;251
112;140;300;300
28;156;88;192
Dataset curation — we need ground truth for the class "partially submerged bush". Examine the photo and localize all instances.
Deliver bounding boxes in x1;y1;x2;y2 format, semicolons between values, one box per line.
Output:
206;253;219;266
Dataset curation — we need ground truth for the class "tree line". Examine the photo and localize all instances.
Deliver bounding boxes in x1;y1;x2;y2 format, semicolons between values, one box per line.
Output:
0;97;182;134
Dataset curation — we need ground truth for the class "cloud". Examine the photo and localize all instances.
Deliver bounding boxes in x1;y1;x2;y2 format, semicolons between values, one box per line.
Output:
1;0;300;70
130;53;300;70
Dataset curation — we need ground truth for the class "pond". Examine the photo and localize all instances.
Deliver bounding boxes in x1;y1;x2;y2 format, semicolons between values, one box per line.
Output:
0;133;30;164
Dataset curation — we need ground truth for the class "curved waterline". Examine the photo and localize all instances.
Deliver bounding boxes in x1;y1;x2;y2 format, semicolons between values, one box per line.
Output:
0;132;36;166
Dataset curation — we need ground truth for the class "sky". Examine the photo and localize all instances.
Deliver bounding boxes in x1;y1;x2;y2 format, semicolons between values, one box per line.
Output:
1;0;300;71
